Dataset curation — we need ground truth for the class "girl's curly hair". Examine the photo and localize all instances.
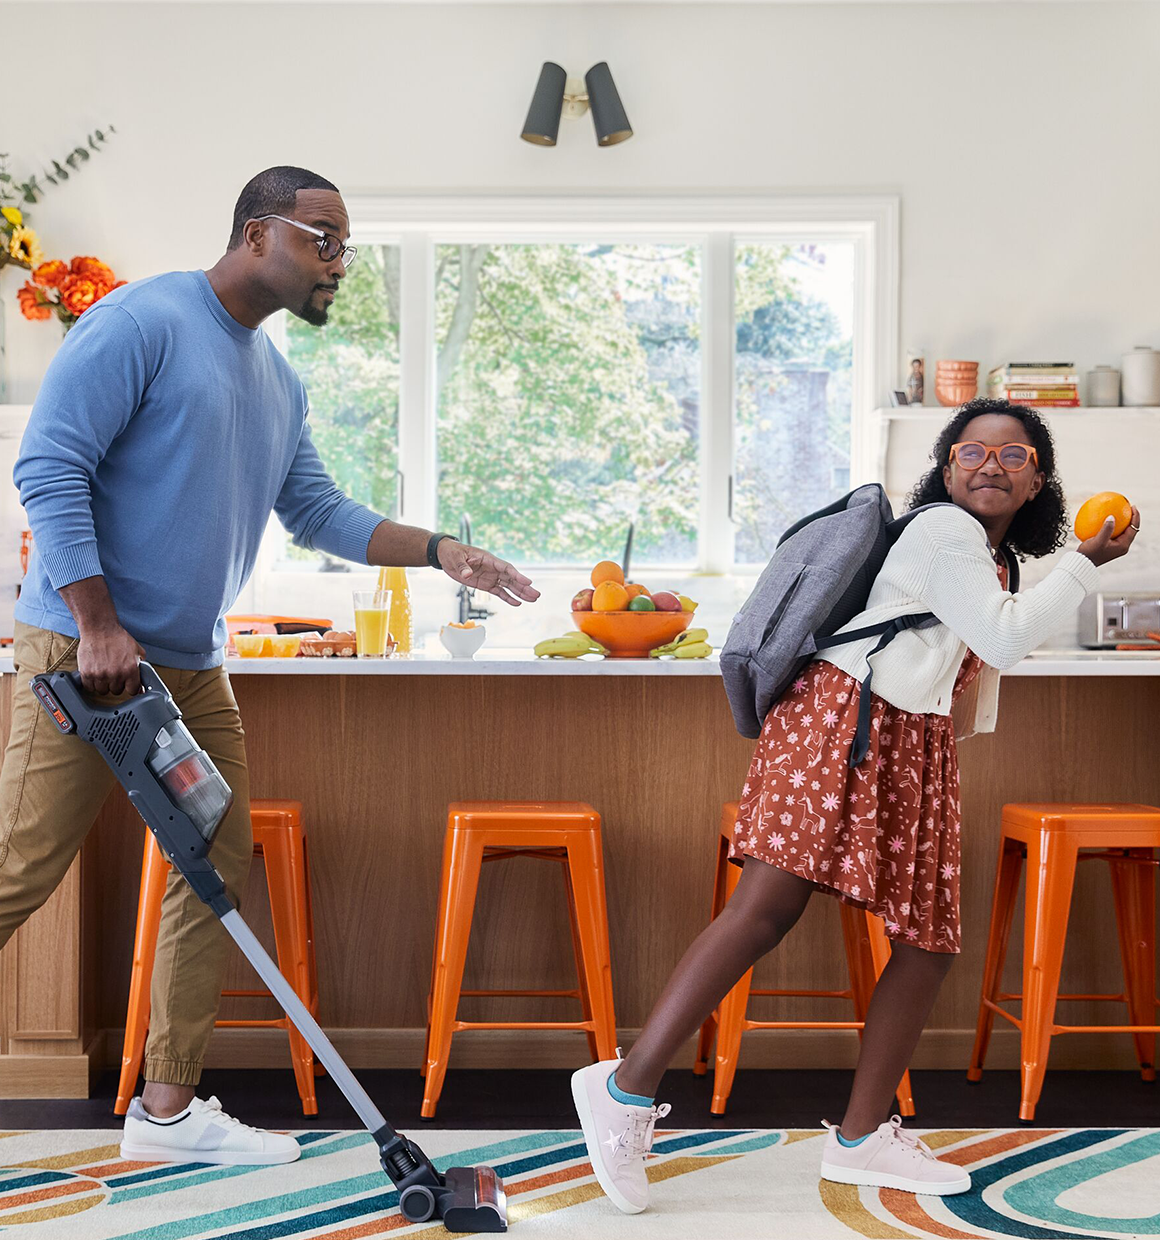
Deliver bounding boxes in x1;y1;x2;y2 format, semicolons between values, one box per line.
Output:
905;398;1068;560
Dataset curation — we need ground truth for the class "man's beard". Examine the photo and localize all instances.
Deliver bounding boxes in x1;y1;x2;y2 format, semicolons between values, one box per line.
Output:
298;290;331;327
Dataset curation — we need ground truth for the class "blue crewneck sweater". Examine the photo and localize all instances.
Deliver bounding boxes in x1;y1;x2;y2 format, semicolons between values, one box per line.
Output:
14;269;385;668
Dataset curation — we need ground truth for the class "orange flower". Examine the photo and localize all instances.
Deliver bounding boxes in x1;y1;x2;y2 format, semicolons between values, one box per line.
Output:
18;281;53;322
59;273;104;317
33;259;69;289
70;256;114;282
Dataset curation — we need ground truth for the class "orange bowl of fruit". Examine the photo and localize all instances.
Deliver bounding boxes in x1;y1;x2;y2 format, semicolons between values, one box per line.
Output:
571;560;695;658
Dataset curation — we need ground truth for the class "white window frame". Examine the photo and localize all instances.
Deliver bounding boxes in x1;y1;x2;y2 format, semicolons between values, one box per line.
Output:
251;194;897;603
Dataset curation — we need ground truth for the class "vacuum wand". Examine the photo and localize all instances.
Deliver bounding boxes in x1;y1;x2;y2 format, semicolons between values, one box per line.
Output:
30;662;507;1233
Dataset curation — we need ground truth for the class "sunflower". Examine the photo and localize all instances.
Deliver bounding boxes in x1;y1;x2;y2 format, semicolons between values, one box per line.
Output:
8;226;43;268
1;206;22;228
18;281;53;322
33;258;69;289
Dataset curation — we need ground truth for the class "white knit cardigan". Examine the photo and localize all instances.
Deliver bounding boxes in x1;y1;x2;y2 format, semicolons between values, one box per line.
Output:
816;504;1101;737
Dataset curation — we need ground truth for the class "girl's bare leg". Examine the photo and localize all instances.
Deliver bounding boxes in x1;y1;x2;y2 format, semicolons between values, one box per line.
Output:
615;858;815;1099
839;940;954;1137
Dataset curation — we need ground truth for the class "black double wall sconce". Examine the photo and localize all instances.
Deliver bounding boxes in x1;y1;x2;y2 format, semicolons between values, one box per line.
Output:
521;61;633;147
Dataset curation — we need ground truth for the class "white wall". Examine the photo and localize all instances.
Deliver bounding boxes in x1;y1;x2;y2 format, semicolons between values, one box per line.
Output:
2;1;1158;644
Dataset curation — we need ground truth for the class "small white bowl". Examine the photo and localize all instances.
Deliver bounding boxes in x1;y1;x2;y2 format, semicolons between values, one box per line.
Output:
439;624;487;659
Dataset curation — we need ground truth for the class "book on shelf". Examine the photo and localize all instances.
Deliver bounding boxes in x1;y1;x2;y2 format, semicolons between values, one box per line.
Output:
1001;398;1081;408
988;363;1078;385
1000;387;1080;401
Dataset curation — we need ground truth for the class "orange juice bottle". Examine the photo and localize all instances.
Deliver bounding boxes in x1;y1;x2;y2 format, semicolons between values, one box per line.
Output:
376;566;413;655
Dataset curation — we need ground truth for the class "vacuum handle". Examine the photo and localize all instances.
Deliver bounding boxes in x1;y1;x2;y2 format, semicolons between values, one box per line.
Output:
62;660;171;702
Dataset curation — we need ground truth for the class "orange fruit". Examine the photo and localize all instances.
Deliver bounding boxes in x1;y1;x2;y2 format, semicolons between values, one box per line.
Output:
591;560;625;589
1074;492;1132;541
625;582;650;600
592;581;630;612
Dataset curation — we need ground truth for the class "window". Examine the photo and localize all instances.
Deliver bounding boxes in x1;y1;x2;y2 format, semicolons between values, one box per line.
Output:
256;197;896;606
733;240;855;565
434;242;701;567
278;244;401;569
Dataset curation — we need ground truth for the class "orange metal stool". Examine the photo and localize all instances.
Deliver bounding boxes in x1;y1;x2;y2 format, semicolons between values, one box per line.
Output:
114;799;321;1117
694;802;917;1117
968;802;1160;1121
422;801;617;1118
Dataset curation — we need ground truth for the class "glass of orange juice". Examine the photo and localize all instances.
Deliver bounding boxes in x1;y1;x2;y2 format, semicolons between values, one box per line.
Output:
353;589;393;658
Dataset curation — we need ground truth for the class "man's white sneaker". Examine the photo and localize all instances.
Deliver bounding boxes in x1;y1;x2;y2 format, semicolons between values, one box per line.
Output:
571;1055;671;1214
820;1116;970;1195
120;1095;301;1166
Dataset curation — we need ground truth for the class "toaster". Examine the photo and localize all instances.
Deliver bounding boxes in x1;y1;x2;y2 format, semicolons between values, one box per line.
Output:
1077;591;1160;646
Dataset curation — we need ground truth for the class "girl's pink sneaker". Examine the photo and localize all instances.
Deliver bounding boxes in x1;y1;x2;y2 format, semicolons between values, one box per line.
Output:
819;1116;971;1195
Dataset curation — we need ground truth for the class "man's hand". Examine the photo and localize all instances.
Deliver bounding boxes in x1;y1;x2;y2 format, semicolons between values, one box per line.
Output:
77;623;145;696
437;540;540;607
58;574;144;695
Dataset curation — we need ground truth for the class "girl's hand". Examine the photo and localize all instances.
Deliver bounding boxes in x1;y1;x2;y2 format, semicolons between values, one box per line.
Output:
1079;505;1140;567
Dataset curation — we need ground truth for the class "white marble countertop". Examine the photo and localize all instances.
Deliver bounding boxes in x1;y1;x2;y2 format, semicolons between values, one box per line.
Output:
2;648;1159;677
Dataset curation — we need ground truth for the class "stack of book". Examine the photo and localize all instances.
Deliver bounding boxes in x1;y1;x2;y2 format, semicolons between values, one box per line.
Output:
987;363;1080;407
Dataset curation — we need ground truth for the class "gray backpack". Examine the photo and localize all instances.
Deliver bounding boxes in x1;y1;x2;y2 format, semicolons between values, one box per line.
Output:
720;484;1018;767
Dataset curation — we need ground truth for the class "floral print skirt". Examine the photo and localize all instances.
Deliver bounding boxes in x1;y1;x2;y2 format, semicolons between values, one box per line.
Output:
730;657;981;954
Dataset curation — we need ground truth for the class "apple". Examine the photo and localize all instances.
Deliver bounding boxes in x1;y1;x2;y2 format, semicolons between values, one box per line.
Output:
627;595;656;611
652;591;682;612
572;589;594;611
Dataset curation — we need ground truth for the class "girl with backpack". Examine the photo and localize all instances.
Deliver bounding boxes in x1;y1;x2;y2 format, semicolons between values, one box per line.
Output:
571;398;1139;1208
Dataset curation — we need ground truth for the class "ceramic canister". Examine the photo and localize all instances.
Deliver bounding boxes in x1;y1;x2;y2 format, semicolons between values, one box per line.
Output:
1086;365;1121;407
1121;347;1160;407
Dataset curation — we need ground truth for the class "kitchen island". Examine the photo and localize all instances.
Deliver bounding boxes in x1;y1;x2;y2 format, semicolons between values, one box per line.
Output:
2;651;1158;1097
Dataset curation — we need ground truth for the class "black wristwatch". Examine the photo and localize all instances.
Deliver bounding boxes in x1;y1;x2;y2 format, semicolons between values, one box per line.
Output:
426;532;457;569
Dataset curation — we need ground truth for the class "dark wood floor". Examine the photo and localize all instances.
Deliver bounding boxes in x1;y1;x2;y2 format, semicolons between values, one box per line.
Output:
2;1069;1155;1131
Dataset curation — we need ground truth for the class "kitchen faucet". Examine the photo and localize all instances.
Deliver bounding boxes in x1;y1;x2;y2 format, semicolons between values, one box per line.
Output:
457;514;495;625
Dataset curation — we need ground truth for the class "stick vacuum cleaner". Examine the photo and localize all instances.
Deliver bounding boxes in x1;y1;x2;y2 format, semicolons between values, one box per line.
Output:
30;662;508;1234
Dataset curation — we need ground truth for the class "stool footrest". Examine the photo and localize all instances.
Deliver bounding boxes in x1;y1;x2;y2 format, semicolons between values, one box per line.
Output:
744;1020;866;1031
451;1020;597;1032
459;989;582;999
750;988;855;1000
996;992;1128;1003
215;1019;288;1029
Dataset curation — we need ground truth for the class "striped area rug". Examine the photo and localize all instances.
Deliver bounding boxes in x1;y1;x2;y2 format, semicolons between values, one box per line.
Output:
0;1126;1156;1238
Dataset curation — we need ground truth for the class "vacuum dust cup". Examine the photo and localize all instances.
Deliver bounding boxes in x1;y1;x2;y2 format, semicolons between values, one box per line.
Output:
146;719;233;841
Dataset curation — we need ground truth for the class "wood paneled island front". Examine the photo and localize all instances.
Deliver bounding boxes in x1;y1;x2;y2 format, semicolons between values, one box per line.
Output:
2;652;1158;1097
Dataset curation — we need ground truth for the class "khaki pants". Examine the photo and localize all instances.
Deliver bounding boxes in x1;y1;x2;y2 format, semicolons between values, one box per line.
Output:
0;621;253;1087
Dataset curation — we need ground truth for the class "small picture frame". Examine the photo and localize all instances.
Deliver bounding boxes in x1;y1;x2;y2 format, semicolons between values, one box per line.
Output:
889;390;909;407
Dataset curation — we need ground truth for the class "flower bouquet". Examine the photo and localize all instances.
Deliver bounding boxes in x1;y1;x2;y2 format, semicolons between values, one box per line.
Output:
19;256;125;331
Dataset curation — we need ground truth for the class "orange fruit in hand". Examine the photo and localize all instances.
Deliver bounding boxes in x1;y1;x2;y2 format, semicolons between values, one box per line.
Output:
625;582;650;600
591;560;625;589
1074;492;1133;541
592;581;630;612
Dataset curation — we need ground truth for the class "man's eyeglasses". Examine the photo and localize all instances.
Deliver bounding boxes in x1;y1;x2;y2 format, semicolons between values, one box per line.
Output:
256;215;358;268
949;441;1039;472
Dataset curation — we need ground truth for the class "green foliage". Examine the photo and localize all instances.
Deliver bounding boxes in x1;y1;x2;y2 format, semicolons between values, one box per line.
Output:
1;127;117;206
283;237;852;570
434;243;699;565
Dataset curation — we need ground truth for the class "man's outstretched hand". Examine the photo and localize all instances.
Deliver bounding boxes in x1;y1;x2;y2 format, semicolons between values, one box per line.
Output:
437;540;540;607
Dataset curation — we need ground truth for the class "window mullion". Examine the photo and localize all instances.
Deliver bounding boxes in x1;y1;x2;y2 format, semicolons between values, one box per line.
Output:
700;232;734;574
398;233;436;532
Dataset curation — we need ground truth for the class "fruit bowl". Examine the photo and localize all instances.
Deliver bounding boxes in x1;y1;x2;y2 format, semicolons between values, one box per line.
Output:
573;610;691;658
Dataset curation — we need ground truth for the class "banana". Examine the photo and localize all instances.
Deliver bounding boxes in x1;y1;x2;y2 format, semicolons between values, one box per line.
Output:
674;641;713;659
534;635;593;658
650;627;710;657
676;628;709;645
564;631;609;654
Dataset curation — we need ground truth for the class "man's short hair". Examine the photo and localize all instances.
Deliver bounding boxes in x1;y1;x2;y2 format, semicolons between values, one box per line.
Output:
227;166;339;250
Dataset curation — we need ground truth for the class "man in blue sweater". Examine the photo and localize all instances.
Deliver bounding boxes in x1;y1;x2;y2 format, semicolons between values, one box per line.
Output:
3;166;539;1164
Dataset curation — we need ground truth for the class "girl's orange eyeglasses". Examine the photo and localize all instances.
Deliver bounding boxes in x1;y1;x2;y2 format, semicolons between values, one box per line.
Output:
949;441;1039;472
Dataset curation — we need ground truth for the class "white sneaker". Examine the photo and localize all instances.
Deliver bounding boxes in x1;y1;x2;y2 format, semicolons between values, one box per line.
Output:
120;1095;301;1166
820;1115;970;1195
571;1053;671;1214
